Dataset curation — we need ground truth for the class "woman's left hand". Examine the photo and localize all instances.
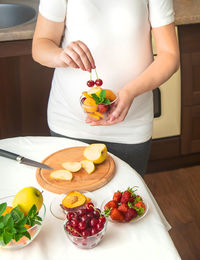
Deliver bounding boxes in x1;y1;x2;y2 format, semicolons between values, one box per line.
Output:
85;88;134;126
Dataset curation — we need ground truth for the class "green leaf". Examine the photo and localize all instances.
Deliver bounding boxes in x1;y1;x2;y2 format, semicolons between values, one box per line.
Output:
13;233;24;242
102;98;111;105
28;205;37;217
3;231;13;245
0;203;7;216
0;222;4;229
23;231;31;240
91;94;100;103
11;206;24;223
3;213;12;226
15;226;27;233
99;89;106;99
134;206;144;216
128;202;133;208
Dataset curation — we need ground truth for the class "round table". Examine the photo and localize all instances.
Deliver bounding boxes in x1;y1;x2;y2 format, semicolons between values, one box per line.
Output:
0;136;181;260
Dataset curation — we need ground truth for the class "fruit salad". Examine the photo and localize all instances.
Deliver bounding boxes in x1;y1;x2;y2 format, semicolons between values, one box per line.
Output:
103;187;147;223
80;69;118;121
64;201;107;249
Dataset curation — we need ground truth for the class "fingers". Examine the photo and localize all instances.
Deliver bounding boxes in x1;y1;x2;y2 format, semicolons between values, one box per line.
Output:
61;41;95;71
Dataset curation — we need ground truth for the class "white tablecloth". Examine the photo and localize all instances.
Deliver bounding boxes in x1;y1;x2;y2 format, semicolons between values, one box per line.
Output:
0;137;181;260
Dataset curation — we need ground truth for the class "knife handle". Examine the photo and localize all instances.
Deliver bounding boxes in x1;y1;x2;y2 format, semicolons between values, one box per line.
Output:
0;149;22;161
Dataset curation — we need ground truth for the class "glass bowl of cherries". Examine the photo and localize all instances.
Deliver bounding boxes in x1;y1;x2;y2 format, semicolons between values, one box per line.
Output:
63;202;108;249
80;69;118;122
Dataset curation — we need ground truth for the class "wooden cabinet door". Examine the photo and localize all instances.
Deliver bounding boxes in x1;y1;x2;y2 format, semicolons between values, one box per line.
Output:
0;41;54;139
181;105;200;154
181;52;200;106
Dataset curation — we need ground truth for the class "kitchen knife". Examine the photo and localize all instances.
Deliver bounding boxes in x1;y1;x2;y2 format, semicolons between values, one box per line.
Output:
0;149;52;170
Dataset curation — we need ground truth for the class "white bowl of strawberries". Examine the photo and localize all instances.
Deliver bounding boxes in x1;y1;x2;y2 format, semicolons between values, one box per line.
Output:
63;201;108;249
101;187;148;223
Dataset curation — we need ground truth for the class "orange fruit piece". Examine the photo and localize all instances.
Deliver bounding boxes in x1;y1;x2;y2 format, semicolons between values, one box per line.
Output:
2;206;12;216
105;89;116;101
82;98;97;113
94;111;104;118
24;224;31;229
87;113;100;120
82;91;91;99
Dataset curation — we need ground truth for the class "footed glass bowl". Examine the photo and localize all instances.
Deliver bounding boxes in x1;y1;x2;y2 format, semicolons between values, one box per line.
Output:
63;217;108;249
0;195;46;249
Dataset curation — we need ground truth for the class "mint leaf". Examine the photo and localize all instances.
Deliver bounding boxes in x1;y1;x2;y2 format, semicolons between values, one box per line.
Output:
91;94;100;103
28;205;37;217
0;203;42;245
0;203;7;216
99;89;106;99
3;231;13;245
23;231;31;240
11;206;24;223
102;98;111;105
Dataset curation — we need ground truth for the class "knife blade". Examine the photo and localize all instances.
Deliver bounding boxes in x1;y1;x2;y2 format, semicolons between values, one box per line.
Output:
0;149;52;170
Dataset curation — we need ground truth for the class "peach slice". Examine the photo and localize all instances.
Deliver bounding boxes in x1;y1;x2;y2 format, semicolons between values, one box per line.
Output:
82;98;98;113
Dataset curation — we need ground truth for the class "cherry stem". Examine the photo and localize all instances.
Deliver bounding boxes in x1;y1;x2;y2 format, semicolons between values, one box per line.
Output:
90;71;92;81
69;226;82;237
94;68;99;79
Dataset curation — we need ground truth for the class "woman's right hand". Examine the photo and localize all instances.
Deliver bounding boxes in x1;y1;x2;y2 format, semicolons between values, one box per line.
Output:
58;40;96;72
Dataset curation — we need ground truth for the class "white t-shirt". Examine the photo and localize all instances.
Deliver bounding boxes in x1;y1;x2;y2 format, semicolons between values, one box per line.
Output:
39;0;174;144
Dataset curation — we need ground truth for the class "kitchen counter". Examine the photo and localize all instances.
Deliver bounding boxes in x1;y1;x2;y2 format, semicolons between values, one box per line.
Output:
0;0;39;42
0;0;199;41
174;0;200;25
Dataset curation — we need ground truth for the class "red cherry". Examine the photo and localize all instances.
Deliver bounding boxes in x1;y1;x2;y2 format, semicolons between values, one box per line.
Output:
90;218;98;227
78;221;87;230
77;208;87;217
91;227;98;236
95;79;103;86
87;80;95;87
67;212;75;221
65;221;72;232
71;218;79;228
93;209;100;218
81;97;86;104
81;229;91;238
98;216;106;225
85;202;94;212
96;222;104;231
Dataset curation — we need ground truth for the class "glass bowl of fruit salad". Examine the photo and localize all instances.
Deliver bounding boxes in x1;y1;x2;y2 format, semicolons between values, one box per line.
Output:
80;87;118;122
0;195;46;249
63;201;108;249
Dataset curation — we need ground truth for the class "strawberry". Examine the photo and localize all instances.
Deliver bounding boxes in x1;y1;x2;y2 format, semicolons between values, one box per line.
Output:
98;104;108;113
104;200;118;210
118;203;128;214
135;201;146;210
120;190;131;204
124;208;137;222
110;208;124;222
113;191;122;203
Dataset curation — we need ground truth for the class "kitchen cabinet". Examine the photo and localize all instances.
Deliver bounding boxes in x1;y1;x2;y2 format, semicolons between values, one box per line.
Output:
179;24;200;155
148;23;200;172
0;40;53;138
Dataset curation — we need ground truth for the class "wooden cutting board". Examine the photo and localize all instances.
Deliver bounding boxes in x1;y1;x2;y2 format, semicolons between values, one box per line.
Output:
36;146;115;194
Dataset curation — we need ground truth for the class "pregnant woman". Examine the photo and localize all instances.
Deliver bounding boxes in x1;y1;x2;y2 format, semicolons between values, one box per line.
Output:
32;0;179;177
